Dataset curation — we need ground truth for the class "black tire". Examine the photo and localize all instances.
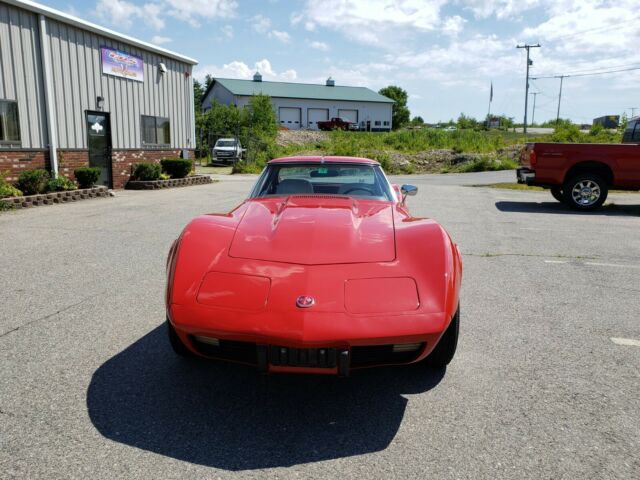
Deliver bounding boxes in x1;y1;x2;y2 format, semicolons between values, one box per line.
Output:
167;318;194;357
562;173;608;211
550;187;564;203
424;307;459;368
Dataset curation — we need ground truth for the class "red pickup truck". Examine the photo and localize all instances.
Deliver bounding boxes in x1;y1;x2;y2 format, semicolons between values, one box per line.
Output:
517;117;640;210
317;117;358;131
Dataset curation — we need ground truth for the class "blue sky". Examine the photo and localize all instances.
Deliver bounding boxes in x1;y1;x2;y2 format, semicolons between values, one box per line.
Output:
49;0;639;123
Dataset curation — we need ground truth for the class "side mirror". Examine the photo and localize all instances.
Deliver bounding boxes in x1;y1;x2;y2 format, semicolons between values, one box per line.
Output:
400;184;418;204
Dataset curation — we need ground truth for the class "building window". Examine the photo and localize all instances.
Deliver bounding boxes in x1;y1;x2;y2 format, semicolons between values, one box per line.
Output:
374;120;381;126
383;121;390;126
141;115;170;146
0;100;20;145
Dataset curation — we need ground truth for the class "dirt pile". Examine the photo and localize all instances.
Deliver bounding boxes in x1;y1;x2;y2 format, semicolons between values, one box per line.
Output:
277;130;329;147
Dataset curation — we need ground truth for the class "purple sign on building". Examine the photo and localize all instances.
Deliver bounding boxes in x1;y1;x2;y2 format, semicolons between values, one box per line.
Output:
100;47;144;82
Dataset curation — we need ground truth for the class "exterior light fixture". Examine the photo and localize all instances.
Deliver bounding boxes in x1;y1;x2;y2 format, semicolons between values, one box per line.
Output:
96;96;104;110
159;62;167;73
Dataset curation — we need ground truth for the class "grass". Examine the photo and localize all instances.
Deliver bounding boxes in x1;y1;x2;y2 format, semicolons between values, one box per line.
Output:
232;126;625;175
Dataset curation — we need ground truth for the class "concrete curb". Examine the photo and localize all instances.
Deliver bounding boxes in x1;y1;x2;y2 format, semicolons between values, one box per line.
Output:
125;175;213;190
0;186;110;209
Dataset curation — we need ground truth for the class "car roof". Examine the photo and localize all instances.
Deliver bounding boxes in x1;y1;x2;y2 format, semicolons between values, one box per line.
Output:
268;156;379;165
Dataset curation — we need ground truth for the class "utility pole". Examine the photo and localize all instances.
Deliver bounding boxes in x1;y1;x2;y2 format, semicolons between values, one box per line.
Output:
555;75;568;124
517;44;540;134
630;107;639;117
530;92;539;125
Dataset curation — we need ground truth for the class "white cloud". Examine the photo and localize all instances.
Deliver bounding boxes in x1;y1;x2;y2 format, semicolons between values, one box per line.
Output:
221;25;234;39
441;15;466;37
251;14;272;33
269;30;291;43
195;59;297;82
309;40;330;51
95;0;236;30
164;0;237;26
151;35;172;45
293;0;446;46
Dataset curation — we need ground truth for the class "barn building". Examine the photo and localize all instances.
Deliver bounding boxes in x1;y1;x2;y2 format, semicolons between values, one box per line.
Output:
0;0;197;188
202;74;394;131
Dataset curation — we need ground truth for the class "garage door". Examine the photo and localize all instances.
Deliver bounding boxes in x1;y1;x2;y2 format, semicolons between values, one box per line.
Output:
307;108;329;130
279;107;301;129
338;109;358;124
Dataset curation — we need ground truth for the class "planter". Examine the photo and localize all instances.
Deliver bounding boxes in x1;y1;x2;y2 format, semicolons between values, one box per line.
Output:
125;174;213;190
0;186;110;209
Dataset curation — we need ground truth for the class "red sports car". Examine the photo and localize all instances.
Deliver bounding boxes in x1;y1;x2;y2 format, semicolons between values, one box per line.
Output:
166;156;461;375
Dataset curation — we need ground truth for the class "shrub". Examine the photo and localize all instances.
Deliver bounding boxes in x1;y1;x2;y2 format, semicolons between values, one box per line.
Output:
160;158;192;178
16;169;49;195
74;167;101;188
132;162;161;181
0;181;22;198
46;176;76;192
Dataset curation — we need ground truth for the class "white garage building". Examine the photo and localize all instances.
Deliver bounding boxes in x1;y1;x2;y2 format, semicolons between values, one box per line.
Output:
202;74;394;131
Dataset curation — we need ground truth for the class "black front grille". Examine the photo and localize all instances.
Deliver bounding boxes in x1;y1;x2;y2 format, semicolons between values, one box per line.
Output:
269;346;337;368
190;337;257;365
350;344;425;367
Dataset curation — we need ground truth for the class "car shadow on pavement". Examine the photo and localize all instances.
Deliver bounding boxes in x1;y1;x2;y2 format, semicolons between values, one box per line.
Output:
495;201;640;217
87;323;444;470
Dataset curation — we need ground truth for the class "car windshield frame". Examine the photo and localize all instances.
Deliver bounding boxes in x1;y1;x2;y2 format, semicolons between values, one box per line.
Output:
249;162;395;201
215;140;237;147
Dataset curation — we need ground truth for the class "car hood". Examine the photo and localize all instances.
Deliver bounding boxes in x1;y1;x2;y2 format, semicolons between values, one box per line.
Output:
228;196;396;265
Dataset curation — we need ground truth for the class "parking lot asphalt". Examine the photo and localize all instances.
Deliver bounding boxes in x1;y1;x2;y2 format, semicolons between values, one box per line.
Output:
1;170;639;479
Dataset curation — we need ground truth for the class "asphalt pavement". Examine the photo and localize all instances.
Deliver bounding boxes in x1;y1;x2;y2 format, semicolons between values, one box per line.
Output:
1;170;638;479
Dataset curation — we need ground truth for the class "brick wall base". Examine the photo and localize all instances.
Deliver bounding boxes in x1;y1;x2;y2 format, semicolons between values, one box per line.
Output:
0;150;49;183
1;148;194;189
112;149;185;189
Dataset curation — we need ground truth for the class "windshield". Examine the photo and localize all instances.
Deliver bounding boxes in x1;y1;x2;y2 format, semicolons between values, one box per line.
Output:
216;140;236;147
250;163;394;201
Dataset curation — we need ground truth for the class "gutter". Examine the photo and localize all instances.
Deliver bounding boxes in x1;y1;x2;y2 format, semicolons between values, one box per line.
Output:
38;14;58;178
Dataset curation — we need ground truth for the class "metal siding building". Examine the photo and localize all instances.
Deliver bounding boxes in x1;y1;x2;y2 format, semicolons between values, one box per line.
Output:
202;76;394;131
0;0;197;188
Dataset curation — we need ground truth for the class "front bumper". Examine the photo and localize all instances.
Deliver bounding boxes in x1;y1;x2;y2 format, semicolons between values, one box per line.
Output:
517;167;536;185
169;303;447;374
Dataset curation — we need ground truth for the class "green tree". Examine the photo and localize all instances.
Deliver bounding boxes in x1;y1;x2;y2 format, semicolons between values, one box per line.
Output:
378;85;410;130
193;79;204;113
410;116;424;125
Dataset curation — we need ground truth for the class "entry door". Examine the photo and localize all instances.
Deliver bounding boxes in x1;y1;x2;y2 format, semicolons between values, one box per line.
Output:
86;111;112;188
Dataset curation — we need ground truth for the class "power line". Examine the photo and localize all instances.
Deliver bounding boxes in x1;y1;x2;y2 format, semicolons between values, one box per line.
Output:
532;65;640;80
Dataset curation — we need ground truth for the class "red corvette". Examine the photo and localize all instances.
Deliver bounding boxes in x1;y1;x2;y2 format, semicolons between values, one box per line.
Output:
166;156;462;375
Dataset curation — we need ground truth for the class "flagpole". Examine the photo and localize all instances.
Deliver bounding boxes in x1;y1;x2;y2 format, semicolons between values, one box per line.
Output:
487;81;493;128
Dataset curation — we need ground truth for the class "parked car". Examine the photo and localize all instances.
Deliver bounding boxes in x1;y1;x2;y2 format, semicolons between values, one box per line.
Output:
317;117;358;131
166;156;462;376
212;138;243;163
517;117;640;210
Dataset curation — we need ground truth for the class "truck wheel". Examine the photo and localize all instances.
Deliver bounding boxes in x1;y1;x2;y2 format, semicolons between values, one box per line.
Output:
423;307;459;368
550;187;564;203
167;318;194;357
562;173;608;211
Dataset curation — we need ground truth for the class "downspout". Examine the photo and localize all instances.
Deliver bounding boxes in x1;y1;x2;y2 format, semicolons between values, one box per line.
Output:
38;14;58;178
188;68;196;156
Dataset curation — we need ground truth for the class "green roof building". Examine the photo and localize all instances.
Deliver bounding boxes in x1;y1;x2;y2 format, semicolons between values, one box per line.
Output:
202;74;394;131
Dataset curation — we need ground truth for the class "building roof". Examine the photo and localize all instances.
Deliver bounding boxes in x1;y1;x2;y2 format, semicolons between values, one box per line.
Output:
5;0;197;65
209;78;394;103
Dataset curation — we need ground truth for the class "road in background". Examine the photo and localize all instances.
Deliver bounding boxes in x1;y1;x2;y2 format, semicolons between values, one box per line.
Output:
1;171;638;479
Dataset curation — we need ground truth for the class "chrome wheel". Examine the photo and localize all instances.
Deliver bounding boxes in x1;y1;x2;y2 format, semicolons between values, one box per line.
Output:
571;180;601;206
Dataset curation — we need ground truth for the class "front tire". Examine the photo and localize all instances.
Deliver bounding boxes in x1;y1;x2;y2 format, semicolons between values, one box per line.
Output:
562;173;608;211
167;318;194;357
424;307;459;368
